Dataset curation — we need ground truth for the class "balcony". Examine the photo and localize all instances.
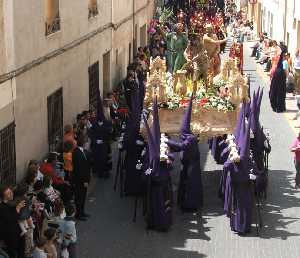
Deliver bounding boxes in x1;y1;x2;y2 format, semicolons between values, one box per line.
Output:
88;5;99;19
45;17;61;36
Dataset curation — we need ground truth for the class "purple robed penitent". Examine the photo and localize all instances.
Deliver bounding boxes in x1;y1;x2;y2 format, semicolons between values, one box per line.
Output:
168;95;203;211
219;103;246;200
269;54;286;113
90;91;112;178
143;97;173;231
223;107;253;234
123;89;145;196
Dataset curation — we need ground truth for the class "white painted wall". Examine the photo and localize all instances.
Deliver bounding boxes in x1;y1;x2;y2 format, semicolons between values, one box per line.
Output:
261;0;284;42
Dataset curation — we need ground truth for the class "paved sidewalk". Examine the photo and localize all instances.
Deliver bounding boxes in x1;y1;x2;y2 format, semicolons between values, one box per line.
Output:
249;44;299;133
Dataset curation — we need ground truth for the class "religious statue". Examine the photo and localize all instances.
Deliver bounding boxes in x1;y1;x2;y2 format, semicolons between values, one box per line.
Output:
229;41;243;73
165;23;188;73
227;73;250;105
182;33;209;92
203;24;227;77
145;57;168;104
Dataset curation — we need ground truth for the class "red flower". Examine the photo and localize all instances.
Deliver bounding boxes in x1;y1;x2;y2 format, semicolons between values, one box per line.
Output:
180;99;189;107
197;98;209;107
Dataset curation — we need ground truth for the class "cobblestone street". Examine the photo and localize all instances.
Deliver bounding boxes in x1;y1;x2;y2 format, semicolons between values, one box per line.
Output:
77;43;300;258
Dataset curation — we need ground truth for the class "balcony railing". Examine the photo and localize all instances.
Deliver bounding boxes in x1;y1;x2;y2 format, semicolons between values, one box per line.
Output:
45;17;61;36
88;5;99;19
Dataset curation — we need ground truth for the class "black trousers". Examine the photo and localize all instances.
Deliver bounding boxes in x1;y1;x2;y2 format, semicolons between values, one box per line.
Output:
74;183;87;216
53;183;72;205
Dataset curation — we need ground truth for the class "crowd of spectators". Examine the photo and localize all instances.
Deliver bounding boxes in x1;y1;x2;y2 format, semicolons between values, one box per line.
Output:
0;22;154;258
250;33;300;93
0;105;119;257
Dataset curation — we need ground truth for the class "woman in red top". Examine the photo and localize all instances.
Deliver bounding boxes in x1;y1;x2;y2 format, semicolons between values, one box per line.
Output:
40;153;72;204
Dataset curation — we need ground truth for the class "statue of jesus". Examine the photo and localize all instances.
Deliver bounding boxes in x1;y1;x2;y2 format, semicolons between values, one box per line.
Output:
203;24;227;77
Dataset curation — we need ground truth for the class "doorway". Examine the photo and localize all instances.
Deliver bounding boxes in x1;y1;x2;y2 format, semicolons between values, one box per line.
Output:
103;51;111;96
88;61;99;111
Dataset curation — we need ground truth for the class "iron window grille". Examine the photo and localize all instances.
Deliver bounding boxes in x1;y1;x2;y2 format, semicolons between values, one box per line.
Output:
47;88;63;153
89;61;100;111
0;122;16;185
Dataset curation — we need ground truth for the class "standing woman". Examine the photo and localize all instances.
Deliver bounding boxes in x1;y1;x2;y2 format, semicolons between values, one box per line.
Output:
269;53;287;113
293;49;300;94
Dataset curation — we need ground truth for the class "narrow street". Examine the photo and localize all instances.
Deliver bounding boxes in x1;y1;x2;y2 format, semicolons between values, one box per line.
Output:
77;43;300;258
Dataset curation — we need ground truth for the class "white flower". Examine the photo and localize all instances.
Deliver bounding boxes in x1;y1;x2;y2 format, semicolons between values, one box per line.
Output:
160;153;168;161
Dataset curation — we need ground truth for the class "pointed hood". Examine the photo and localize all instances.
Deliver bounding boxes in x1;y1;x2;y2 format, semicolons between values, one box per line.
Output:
180;95;194;135
238;106;247;148
142;115;158;164
151;96;161;152
239;111;252;160
257;87;264;118
244;100;251;118
250;90;258;133
234;102;245;143
124;89;142;149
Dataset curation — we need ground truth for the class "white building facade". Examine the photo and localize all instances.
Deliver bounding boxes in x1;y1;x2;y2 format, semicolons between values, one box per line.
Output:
0;0;155;183
248;0;300;54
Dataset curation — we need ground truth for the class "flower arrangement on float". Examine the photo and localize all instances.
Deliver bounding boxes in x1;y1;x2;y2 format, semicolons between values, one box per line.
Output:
143;56;249;138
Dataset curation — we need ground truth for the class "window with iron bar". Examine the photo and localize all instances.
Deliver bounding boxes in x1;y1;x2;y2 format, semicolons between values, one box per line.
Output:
47;88;63;153
0;122;16;186
89;61;100;111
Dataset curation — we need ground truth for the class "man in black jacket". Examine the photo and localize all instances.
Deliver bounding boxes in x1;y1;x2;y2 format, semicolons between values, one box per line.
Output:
0;185;25;258
72;136;91;221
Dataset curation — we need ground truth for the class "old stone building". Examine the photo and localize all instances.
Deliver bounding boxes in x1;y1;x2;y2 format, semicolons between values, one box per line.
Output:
0;0;155;183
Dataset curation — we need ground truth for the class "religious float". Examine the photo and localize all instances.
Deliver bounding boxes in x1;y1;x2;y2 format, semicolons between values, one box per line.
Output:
142;55;249;140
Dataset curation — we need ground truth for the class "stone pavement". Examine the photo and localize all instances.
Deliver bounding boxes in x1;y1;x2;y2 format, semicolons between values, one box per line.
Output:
77;43;300;258
253;46;300;132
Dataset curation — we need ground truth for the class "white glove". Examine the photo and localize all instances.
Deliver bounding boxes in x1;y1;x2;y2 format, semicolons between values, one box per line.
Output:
136;140;144;146
145;168;152;175
96;140;103;144
136;161;142;170
118;143;123;149
250;130;254;139
249;174;257;180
